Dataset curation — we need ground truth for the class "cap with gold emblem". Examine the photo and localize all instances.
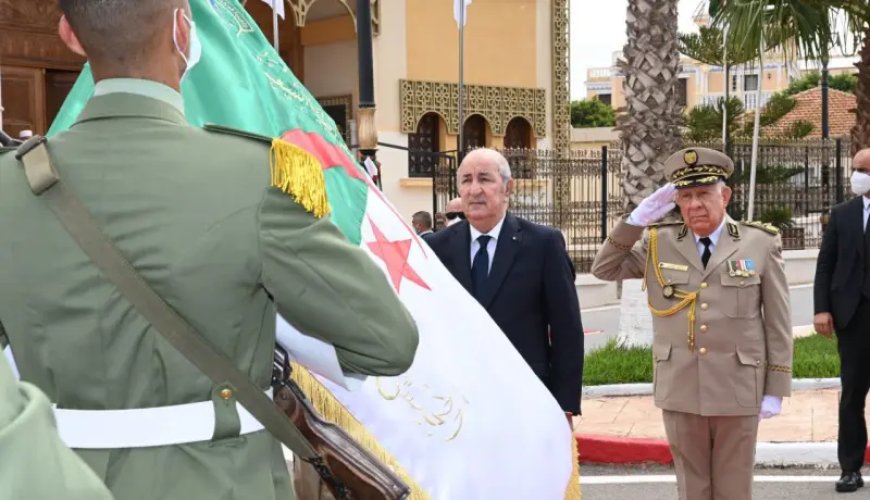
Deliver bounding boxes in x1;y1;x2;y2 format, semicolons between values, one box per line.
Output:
664;147;735;189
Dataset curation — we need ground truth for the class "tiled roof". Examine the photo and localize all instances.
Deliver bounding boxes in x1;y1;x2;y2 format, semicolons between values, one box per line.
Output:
761;87;855;138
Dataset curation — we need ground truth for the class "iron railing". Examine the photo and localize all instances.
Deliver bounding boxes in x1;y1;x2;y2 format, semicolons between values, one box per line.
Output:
430;139;854;273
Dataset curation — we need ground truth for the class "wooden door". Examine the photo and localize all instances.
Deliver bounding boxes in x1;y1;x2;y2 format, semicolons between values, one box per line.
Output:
44;69;79;129
1;66;45;138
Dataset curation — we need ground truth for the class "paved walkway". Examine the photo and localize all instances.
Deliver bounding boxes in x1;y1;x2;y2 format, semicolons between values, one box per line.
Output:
574;388;852;442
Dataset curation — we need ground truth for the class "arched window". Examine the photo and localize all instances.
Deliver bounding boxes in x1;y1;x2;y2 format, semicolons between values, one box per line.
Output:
408;112;443;177
462;114;490;152
504;117;534;149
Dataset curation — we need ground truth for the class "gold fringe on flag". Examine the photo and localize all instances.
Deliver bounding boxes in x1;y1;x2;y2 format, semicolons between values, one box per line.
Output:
290;364;430;500
564;432;582;499
269;138;330;218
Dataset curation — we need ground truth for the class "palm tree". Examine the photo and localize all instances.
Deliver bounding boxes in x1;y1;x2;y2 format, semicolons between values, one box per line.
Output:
615;0;683;348
713;1;870;153
617;0;684;211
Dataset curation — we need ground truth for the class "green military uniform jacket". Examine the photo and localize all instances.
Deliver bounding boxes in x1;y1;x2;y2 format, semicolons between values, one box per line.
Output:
0;351;113;499
0;87;418;499
592;218;793;416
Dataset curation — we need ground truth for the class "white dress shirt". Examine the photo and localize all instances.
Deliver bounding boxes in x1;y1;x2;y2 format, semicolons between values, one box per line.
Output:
693;218;727;257
469;216;506;274
863;196;870;232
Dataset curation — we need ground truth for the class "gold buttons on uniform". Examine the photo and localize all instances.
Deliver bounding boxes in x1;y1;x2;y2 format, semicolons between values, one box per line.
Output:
699;348;707;355
219;388;234;400
700;303;709;310
700;282;708;289
700;324;708;333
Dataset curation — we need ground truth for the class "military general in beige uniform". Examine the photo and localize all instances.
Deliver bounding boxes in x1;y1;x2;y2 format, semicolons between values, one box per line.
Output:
592;148;793;500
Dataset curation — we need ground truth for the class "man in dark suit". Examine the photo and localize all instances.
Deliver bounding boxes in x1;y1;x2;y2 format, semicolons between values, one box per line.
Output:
814;148;870;493
427;148;584;418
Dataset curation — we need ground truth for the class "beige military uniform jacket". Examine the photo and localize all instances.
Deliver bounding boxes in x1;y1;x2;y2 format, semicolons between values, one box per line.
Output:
592;218;792;417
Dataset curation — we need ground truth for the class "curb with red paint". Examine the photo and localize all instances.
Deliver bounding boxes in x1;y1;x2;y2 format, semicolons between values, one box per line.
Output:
575;434;870;466
576;434;672;464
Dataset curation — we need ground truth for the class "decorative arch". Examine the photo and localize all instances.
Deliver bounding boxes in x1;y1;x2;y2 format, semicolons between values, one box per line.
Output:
400;80;546;138
286;0;380;33
504;116;535;149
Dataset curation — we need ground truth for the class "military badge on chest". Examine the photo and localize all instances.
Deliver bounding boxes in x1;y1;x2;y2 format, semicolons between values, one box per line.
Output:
727;259;756;277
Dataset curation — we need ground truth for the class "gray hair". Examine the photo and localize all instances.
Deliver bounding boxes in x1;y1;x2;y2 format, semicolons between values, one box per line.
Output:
458;148;512;186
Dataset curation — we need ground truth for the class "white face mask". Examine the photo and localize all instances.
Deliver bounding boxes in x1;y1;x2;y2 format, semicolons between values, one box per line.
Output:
172;8;202;82
850;171;870;196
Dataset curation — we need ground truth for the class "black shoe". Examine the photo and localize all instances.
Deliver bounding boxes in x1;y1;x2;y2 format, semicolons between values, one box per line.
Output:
836;472;863;493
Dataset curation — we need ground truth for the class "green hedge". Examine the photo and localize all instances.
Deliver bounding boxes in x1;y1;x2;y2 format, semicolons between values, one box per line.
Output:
584;335;839;386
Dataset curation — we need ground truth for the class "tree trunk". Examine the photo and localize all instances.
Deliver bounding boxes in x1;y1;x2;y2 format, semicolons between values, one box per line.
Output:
851;25;870;154
617;0;684;211
615;0;683;347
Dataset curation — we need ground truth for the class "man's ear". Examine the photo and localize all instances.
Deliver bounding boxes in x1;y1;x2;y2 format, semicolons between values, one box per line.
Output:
505;178;515;197
722;184;733;206
58;15;87;57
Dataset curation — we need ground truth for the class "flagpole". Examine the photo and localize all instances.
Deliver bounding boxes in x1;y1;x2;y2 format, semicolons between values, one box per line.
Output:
458;1;465;159
272;0;280;52
721;26;728;151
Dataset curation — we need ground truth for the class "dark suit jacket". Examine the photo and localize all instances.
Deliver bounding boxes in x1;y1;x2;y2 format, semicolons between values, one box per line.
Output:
426;213;584;413
814;196;868;331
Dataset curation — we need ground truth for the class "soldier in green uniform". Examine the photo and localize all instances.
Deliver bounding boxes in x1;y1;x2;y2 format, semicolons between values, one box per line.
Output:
0;1;418;499
592;148;792;500
0;352;114;499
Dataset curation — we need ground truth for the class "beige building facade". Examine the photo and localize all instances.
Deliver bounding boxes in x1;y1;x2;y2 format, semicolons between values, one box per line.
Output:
0;0;570;221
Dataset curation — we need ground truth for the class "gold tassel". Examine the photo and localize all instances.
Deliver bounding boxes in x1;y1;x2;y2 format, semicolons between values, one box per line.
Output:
564;432;582;500
290;365;431;500
269;138;330;218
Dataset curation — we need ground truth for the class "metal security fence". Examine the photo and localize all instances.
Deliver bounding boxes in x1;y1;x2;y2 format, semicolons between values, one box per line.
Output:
430;139;854;272
692;139;854;249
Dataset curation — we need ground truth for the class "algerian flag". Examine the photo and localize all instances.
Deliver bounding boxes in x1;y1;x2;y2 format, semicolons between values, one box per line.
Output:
48;1;579;498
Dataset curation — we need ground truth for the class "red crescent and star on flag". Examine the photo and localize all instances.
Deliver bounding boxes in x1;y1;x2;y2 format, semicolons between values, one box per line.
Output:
280;129;431;292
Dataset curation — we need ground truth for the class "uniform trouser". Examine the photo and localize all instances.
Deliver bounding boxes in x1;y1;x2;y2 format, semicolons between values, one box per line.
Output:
662;410;759;500
836;297;870;474
293;455;336;500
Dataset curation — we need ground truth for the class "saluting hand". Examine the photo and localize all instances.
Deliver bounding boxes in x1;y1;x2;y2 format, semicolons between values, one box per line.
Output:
813;312;834;338
627;183;677;227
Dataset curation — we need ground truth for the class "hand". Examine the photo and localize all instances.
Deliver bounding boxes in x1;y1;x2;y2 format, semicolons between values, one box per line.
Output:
628;183;677;226
814;312;834;338
758;395;782;420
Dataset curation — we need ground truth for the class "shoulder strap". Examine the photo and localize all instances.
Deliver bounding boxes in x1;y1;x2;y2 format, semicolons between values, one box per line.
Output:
15;136;317;459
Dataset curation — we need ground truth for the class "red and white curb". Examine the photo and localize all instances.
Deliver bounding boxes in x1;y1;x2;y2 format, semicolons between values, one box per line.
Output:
576;435;863;467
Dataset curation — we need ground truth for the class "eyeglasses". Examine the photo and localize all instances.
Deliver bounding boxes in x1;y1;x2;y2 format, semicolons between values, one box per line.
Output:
445;212;466;221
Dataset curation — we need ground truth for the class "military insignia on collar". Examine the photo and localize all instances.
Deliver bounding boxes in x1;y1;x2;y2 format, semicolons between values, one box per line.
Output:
677;224;688;240
727;259;756;277
727;221;739;239
683;150;698;166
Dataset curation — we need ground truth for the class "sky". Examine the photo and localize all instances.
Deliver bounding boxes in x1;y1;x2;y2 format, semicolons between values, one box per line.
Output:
570;0;706;99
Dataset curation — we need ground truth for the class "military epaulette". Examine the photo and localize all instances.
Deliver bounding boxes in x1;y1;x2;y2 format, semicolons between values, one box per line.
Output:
202;123;273;144
205;124;330;218
740;220;779;235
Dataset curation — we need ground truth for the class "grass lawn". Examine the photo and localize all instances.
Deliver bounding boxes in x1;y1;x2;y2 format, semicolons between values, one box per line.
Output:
584;334;840;386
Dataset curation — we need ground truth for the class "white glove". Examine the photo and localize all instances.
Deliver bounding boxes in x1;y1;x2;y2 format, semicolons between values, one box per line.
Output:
759;395;782;420
627;183;677;226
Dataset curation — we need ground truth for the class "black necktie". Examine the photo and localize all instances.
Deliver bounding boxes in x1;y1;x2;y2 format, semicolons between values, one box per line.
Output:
700;237;713;269
863;213;870;298
471;235;492;301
